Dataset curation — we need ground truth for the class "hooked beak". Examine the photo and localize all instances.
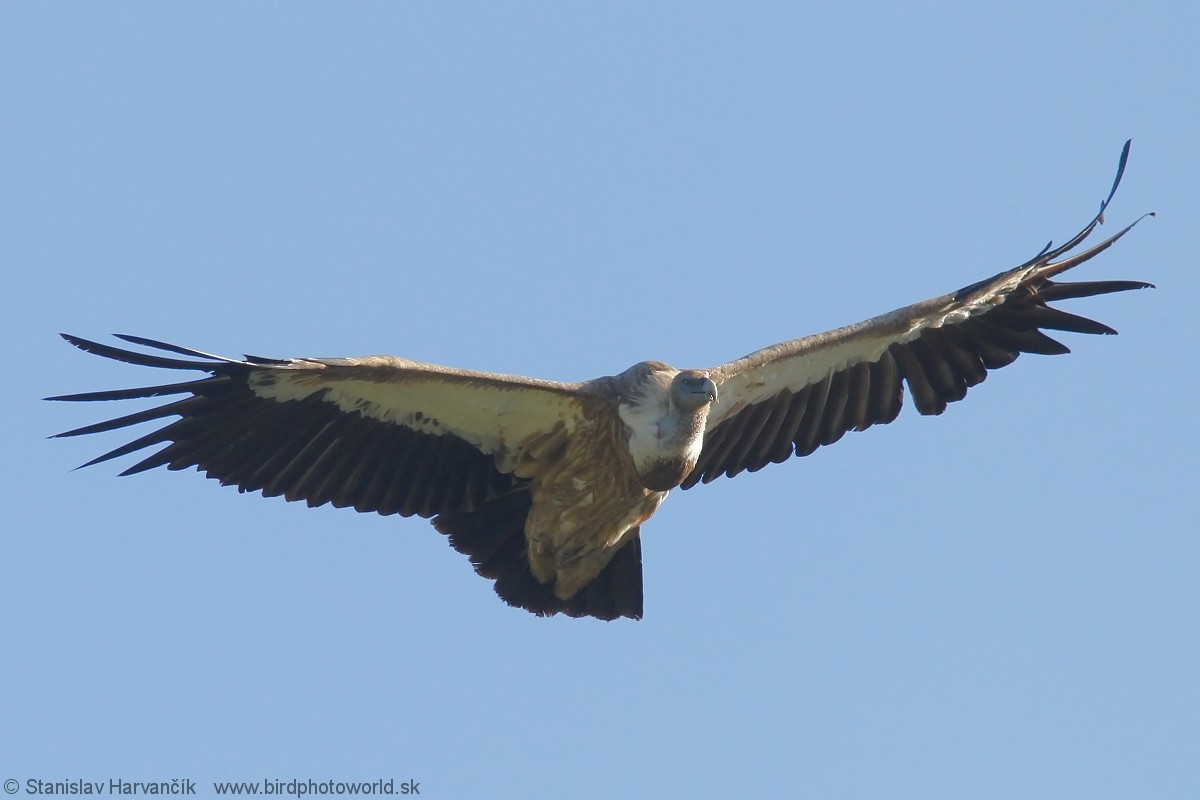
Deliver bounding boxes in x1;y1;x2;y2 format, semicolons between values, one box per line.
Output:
675;371;718;410
694;377;718;404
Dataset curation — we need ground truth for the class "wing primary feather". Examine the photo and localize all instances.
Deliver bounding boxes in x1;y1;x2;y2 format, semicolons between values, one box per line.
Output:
283;420;361;501
793;373;834;457
352;434;411;514
957;318;1037;359
82;430;174;472
402;436;456;518
839;360;872;433
706;406;756;479
1019;240;1055;270
176;397;277;473
292;430;358;508
73;397;252;469
1040;212;1154;280
111;334;244;364
52;396;208;439
865;351;903;426
1031;143;1136;267
687;422;731;486
408;438;469;516
965;317;1071;356
720;395;786;479
704;403;763;480
225;399;325;493
1018;305;1116;336
204;400;308;489
118;443;191;477
1107;139;1133;210
982;306;1044;331
908;337;968;403
418;439;466;517
890;342;946;415
743;390;796;473
58;334;224;371
46;377;228;403
328;432;391;511
1040;280;1155;301
770;384;813;459
362;434;424;515
817;367;852;446
974;338;1020;369
377;432;437;517
230;403;315;492
298;441;353;508
260;418;343;499
326;423;387;509
117;396;264;474
304;423;375;509
924;326;989;388
434;448;475;516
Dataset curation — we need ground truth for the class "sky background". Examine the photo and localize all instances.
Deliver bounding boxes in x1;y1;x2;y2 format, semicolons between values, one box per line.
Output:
3;3;1198;798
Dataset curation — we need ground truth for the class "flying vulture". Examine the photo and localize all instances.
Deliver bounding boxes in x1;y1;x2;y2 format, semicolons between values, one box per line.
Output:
49;142;1153;621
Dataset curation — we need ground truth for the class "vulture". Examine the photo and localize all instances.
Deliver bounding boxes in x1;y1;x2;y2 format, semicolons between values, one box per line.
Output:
49;142;1153;621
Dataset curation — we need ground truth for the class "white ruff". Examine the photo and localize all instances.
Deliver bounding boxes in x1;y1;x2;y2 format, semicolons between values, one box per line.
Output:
618;371;706;473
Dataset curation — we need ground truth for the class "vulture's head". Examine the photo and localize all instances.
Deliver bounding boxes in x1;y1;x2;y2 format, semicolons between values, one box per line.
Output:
671;370;718;413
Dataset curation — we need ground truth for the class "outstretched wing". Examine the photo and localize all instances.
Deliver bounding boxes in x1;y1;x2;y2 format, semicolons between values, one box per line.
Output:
47;335;645;620
685;142;1153;488
48;334;586;514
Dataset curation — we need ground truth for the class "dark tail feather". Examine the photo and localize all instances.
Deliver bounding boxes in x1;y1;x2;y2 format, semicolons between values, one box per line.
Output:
434;488;644;621
569;534;643;621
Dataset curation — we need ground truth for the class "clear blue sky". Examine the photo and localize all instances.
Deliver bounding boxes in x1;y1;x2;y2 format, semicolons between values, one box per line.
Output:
3;3;1197;798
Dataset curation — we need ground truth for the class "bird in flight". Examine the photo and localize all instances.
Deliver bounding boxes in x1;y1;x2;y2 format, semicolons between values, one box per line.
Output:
49;142;1153;621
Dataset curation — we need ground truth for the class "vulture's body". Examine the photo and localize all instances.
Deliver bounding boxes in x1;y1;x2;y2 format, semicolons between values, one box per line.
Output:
50;143;1153;620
